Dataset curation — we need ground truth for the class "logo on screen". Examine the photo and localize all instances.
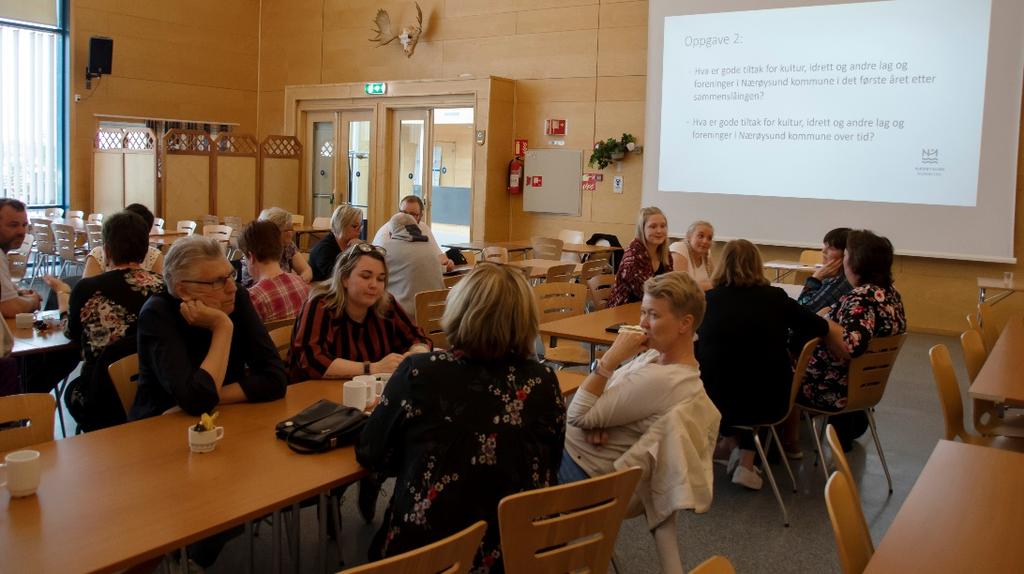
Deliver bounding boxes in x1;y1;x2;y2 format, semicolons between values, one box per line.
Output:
921;149;939;164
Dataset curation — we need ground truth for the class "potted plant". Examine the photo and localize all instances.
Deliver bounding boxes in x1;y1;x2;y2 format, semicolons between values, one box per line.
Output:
589;133;638;169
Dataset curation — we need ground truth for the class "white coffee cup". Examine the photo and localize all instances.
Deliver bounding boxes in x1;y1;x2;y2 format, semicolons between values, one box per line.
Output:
0;449;41;497
187;425;225;453
354;373;390;397
15;313;34;329
343;379;373;410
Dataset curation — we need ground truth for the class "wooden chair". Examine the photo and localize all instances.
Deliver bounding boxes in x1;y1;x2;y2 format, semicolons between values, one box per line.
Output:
803;334;907;492
498;467;641;574
29;220;56;281
533;283;590;367
415;289;449;349
176;220;198;235
825;471;874;574
0;393;55;452
531;236;563;261
690;556;736;574
66;210;85;220
44;207;63;219
973;302;999;353
85;223;103;252
960;329;1024;438
545;263;576;284
152;217;165;231
558;229;585;263
6;252;28;285
203;225;233;253
460;250;477;266
482;246;508;264
792;249;822;285
87;213;103;223
51;223;85;277
443;274;464;289
587;273;616;311
312;216;331;229
340;520;486;574
269;325;293;361
734;337;818;526
200;214;220;227
579;259;608;284
290;214;305;227
928;344;1024;453
825;424;858;501
107;354;140;415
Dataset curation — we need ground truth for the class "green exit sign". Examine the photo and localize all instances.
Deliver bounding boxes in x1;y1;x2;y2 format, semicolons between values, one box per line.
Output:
364;82;387;95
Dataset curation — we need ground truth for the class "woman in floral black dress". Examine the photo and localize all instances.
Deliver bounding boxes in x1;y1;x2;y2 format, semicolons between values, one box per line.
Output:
799;229;907;411
46;211;165;430
356;263;565;573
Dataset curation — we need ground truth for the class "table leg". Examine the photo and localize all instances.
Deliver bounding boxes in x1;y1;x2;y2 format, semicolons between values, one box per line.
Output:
589;344;596;371
272;509;282;574
291;502;301;574
318;492;328;574
245;521;254;573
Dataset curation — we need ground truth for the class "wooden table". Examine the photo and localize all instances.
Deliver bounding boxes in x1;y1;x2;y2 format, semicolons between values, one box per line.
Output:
969;315;1024;407
772;282;804;300
865;440;1024;573
540;302;642;365
977;276;1023;306
148;231;189;249
562;243;621;255
293;225;331;248
506;259;582;279
0;381;366;573
6;313;75;358
763;259;818;282
557;371;585;396
443;240;533;254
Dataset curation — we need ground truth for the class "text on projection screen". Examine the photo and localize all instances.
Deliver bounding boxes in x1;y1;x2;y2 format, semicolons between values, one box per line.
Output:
658;0;991;206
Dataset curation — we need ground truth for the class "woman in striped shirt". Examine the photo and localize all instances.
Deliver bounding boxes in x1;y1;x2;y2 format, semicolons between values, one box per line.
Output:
288;242;431;381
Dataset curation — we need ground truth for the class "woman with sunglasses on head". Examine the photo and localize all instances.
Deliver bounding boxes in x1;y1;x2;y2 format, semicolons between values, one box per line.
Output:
131;236;287;422
288;242;431;382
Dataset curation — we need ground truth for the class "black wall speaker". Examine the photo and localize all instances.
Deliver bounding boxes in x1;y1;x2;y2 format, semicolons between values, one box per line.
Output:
87;36;113;77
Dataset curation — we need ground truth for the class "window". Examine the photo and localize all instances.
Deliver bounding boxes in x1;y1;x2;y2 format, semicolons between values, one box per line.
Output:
0;2;66;208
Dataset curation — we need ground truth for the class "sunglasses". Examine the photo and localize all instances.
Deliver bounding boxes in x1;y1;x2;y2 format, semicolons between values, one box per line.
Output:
181;269;238;290
344;242;386;258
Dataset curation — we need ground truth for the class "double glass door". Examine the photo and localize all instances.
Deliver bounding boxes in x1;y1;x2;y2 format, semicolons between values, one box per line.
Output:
307;110;372;224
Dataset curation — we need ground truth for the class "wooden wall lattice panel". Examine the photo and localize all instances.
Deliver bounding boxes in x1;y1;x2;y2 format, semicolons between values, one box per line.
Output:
260;135;302;216
214;134;259;222
162;129;213;226
93;127;157;216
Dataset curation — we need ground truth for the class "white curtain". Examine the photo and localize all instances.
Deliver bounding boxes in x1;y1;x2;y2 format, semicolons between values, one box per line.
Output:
0;24;59;206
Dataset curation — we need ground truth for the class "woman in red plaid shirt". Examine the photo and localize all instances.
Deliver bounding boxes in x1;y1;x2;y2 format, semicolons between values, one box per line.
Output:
238;220;310;323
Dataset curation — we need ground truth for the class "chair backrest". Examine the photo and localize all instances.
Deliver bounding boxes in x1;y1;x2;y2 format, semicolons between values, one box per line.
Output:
341;520;486;574
825;424;858;500
87;213;103;223
928;343;975;443
965;311;979;332
312;216;331;229
152;217;165;230
579;260;607;284
545;263;576;284
200;214;219;226
960;329;987;383
825;471;874;574
176;220;198;235
778;337;819;425
443;274;464;289
498;466;641;574
16;233;34;258
975;302;998;354
203;224;233;242
689;556;736;574
587;273;616;310
557;229;585;245
844;334;907;411
7;252;28;281
794;249;822;284
107;354;140;415
531;236;563;261
460;250;477;266
222;216;242;232
291;214;305;227
66;210;85;220
268;325;293;360
482;246;508;264
0;393;55;452
533;283;588;324
86;223;103;251
30;222;54;253
415;289;449;349
51;223;78;259
44;207;63;219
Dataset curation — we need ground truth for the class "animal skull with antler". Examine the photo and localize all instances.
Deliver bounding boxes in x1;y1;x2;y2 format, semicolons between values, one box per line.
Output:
370;2;423;58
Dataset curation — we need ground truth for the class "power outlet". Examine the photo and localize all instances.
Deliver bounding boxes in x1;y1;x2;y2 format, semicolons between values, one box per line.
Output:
613;175;624;194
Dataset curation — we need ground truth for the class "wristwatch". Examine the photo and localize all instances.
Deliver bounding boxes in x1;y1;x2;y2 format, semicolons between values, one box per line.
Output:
363;361;371;375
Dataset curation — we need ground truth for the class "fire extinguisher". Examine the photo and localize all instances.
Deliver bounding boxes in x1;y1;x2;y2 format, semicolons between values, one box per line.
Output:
508;156;524;195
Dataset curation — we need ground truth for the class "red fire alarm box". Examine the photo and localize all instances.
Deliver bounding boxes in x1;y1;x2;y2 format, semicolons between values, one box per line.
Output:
545;119;566;136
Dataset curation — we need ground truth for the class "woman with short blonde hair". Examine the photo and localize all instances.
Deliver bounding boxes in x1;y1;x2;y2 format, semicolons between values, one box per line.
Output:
607;206;673;306
670;220;715;290
357;262;565;572
308;204;365;282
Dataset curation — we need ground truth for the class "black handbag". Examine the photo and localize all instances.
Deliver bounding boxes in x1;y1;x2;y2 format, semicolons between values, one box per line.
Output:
275;399;368;454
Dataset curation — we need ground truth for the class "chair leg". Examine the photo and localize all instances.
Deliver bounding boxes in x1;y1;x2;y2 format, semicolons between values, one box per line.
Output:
753;430;789;527
805;412;830;482
611;555;622;574
770;426;797;493
865;408;893;494
53;375;70;439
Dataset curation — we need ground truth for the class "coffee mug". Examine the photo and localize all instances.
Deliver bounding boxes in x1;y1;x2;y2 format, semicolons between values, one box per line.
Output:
187;425;225;453
0;449;41;497
15;313;34;329
354;373;390;397
343;379;373;410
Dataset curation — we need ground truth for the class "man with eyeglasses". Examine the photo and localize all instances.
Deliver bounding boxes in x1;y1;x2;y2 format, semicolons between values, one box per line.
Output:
371;195;455;272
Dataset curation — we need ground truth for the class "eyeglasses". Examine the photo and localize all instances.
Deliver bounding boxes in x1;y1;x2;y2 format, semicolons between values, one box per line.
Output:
345;242;386;257
181;269;237;290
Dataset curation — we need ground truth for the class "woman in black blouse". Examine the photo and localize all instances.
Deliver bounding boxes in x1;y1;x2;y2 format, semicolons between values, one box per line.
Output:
131;236;287;421
46;211;165;431
696;239;827;490
356;263;565;572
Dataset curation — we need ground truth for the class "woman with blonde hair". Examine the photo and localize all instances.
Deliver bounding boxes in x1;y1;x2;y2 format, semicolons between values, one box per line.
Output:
670;220;715;290
607;206;672;307
239;206;313;286
308;204;365;282
357;262;565;572
288;242;430;381
696;239;827;489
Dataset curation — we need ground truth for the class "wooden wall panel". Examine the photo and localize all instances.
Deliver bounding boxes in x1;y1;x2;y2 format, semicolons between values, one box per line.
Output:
123;154;157;210
215;157;258;222
92;154;124;217
163;156;211;229
262;159;300;215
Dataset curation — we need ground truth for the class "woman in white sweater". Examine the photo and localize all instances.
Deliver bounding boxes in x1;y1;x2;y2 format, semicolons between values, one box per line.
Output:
560;271;709;482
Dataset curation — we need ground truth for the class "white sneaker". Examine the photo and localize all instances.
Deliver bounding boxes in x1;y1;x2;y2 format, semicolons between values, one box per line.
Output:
732;465;764;490
725;447;741;475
